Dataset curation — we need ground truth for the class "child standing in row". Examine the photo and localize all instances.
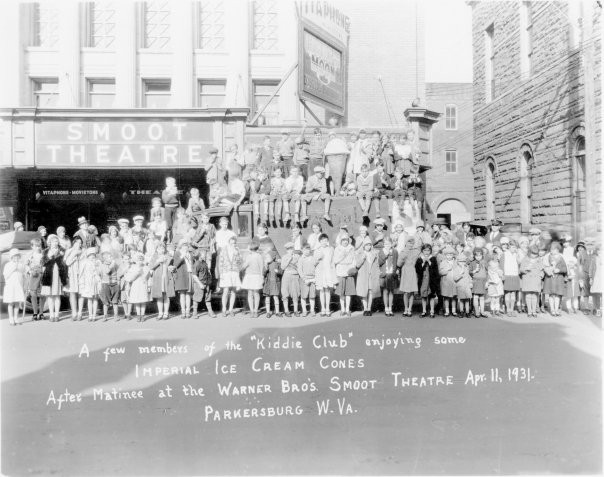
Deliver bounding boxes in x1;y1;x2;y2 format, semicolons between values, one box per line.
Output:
298;244;317;316
280;243;301;317
192;250;214;318
263;250;282;318
470;248;488;317
241;239;265;318
519;246;545;317
487;259;504;315
3;249;25;326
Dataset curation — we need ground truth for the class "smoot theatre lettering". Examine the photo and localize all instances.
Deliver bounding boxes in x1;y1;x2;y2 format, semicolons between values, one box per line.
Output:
35;120;215;168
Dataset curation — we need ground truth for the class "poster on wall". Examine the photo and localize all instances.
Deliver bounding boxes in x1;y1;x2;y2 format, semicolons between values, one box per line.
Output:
298;22;347;116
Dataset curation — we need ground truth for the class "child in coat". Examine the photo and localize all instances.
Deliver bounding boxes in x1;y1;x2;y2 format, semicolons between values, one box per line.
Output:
398;237;419;316
192;249;214;318
469;248;488;317
543;242;567;316
486;259;504;315
379;238;399;317
263;250;282;318
99;251;120;322
218;236;242;317
355;241;381;316
314;234;338;316
26;238;44;321
241;239;265;318
519;246;545;317
280;243;301;317
454;255;473;317
186;187;205;219
79;248;101;322
125;252;150;322
298;244;317;317
333;235;356;317
150;242;175;320
172;242;195;319
3;249;25;326
438;245;459;316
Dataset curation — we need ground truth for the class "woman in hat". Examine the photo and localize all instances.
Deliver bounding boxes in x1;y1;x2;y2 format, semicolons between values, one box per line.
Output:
56;226;71;251
519;246;545;317
543;242;567;316
173;241;195;319
355;240;380;316
263;250;282;318
415;244;439;318
3;248;25;326
333;235;356;317
78;247;101;322
64;236;83;320
575;241;591;314
125;252;150;322
149;241;175;320
398;237;420;316
314;234;338;316
241;239;265;318
41;235;68;322
25;238;44;321
219;236;242;317
379;237;399;317
439;245;459;317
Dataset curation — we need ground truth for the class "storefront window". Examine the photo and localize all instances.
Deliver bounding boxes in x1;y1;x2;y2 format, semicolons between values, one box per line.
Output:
143;80;171;108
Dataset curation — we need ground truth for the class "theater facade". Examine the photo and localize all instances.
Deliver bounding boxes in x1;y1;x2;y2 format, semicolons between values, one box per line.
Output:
0;108;247;233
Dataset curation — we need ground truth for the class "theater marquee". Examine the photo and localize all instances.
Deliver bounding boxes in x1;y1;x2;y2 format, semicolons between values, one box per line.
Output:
35;120;215;168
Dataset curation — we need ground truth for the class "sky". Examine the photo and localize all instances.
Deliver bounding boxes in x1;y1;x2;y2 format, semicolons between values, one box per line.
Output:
424;0;474;83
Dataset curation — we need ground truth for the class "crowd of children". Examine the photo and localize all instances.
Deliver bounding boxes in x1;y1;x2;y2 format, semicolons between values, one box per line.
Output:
2;128;602;324
3;210;602;324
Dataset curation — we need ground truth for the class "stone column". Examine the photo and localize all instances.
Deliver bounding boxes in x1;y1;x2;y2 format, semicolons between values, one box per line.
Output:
57;2;80;107
115;2;137;108
171;1;194;107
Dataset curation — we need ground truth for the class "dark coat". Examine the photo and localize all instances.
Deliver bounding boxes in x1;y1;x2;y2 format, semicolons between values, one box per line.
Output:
415;255;440;296
172;251;194;292
41;250;69;287
149;253;175;298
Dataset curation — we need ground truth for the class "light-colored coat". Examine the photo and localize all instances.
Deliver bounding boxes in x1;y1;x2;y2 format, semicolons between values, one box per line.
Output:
355;249;380;296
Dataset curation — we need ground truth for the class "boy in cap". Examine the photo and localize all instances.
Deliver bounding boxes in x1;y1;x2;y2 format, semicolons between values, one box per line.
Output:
297;243;317;316
280;242;301;317
205;147;226;186
284;166;305;224
293;136;310;179
99;251;120;321
258;136;274;170
303;166;333;222
356;163;374;220
162;176;180;242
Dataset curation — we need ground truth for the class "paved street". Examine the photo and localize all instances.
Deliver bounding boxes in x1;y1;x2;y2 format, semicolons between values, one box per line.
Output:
1;310;601;475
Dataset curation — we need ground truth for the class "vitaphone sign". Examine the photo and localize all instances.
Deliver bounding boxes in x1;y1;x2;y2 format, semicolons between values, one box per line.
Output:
35;120;214;168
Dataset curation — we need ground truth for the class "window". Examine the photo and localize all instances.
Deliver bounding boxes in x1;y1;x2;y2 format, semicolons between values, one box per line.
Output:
88;2;116;48
252;81;279;125
520;2;534;79
199;80;226;108
445;150;458;173
485;24;495;101
32;3;59;47
143;1;171;49
574;136;586;191
32;78;59;107
197;0;225;49
485;159;496;221
143;80;171;108
88;80;116;108
445;104;457;130
252;0;278;51
519;145;534;224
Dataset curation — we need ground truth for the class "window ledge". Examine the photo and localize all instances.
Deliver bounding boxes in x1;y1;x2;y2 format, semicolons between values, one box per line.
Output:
194;49;229;55
250;49;284;56
81;47;116;53
25;47;58;53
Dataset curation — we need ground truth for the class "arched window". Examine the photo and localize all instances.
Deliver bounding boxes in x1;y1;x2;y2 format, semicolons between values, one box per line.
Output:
485;157;496;221
573;133;586;231
519;144;534;224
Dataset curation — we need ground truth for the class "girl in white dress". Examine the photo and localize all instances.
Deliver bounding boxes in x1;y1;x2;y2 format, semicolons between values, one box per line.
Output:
314;234;338;316
3;249;25;326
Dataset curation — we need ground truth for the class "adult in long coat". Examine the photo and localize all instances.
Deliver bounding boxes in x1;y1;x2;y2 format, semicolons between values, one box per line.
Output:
149;242;175;319
41;236;69;322
355;242;380;316
415;243;440;317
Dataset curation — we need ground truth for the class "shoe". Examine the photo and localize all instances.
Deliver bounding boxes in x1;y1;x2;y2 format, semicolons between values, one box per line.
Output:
266;312;273;318
276;312;283;317
194;313;199;319
103;316;108;322
208;312;215;318
323;214;331;222
444;313;450;318
368;311;373;316
430;313;435;318
420;312;427;318
294;311;301;317
284;312;292;317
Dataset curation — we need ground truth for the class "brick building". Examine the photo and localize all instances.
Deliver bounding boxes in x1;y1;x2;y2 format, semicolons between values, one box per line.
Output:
0;0;427;231
425;82;473;225
470;1;601;237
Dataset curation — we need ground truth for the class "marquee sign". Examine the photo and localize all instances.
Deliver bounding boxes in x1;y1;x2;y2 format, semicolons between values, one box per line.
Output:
298;21;347;116
35;120;214;168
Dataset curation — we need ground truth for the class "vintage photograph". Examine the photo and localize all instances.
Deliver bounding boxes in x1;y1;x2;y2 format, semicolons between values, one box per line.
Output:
0;0;601;475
